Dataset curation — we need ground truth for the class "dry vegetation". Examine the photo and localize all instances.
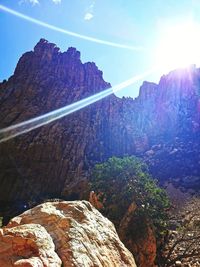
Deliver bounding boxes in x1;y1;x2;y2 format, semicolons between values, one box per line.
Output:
160;184;200;267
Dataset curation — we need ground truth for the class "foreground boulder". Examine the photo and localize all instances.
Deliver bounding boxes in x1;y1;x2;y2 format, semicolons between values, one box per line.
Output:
0;200;137;267
0;224;61;266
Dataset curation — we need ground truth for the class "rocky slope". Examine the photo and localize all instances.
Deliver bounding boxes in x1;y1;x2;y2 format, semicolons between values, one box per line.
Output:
161;189;200;267
0;38;200;266
0;200;137;266
0;39;199;208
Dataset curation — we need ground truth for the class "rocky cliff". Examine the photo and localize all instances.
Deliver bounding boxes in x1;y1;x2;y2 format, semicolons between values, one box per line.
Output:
0;39;199;209
0;200;137;267
1;39;200;267
0;39;134;207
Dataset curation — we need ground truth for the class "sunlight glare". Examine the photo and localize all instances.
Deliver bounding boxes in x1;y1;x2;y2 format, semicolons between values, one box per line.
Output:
156;21;200;73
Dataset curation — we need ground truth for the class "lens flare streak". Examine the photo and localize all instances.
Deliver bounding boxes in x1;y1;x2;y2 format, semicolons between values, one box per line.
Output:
0;5;143;51
0;68;155;143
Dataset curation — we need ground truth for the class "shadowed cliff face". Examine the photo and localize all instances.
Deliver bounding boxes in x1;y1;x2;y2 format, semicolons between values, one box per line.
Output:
0;39;200;208
0;39;137;207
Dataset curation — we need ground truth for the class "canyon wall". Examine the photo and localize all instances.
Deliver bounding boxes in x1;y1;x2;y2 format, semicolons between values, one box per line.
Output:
0;39;200;208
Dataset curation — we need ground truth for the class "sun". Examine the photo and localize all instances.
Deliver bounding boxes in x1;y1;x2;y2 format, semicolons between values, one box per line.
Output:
155;20;200;73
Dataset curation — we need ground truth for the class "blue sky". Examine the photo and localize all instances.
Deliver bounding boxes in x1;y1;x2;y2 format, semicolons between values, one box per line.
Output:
1;0;200;98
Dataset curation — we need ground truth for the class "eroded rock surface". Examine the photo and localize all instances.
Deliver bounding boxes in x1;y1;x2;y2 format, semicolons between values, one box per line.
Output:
90;194;156;267
0;200;137;267
0;224;61;267
0;39;200;267
119;211;156;267
0;40;200;207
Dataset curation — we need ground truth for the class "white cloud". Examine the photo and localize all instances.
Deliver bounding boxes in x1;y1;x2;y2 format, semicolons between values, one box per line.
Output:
84;0;95;21
89;3;95;9
84;12;93;21
30;0;39;5
19;0;39;5
19;0;61;5
31;0;39;5
52;0;61;4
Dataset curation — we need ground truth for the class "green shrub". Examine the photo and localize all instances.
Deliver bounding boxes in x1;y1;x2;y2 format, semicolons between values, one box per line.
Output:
90;156;170;235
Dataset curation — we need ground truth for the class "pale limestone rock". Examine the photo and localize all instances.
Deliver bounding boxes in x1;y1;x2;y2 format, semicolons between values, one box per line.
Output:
0;223;61;267
2;200;137;267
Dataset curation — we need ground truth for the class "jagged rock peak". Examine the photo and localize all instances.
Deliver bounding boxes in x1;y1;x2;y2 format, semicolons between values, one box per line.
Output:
66;46;81;60
34;39;81;62
136;65;200;103
159;65;200;85
34;38;60;54
11;38;111;93
138;81;158;100
84;61;105;78
33;39;103;73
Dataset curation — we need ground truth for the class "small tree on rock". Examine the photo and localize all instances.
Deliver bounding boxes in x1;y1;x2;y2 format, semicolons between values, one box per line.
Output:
90;156;170;236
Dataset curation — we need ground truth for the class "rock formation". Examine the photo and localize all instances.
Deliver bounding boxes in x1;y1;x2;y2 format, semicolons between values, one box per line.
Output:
0;39;200;266
0;224;62;267
0;40;199;208
0;200;137;267
118;204;156;267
